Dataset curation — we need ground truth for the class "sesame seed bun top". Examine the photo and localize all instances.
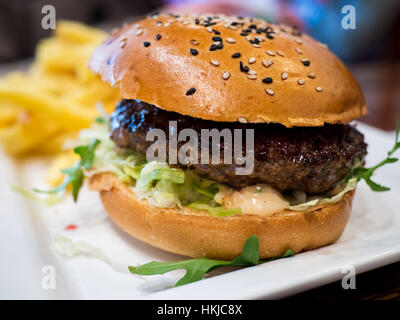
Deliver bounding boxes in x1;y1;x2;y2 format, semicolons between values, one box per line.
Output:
89;13;367;127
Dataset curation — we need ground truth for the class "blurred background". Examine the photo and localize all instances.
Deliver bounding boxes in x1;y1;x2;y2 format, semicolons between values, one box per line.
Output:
0;0;399;135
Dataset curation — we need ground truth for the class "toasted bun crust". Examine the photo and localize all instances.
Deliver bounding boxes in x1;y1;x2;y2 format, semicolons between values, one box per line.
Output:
89;173;354;260
90;13;366;127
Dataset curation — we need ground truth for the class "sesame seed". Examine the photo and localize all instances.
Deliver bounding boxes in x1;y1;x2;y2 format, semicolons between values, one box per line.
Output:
266;50;275;56
190;48;198;55
252;43;261;48
182;20;189;25
246;35;252;41
276;50;285;57
190;39;199;46
212;36;222;42
295;47;303;54
248;70;257;75
156;21;163;27
248;57;256;64
262;58;273;68
238;117;248;123
210;60;219;66
186;88;196;95
136;29;143;36
262;77;273;84
307;73;316;79
316;86;323;92
248;74;257;80
143;41;150;47
281;72;288;80
164;23;170;27
232;52;241;58
206;27;213;33
155;34;162;41
226;38;236;43
134;24;140;29
120;40;127;48
298;79;305;85
222;71;230;80
318;42;328;48
265;89;274;96
209;44;218;51
295;38;302;44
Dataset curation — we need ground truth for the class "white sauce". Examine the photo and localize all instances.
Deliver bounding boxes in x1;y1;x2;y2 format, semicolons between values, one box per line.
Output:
216;184;289;217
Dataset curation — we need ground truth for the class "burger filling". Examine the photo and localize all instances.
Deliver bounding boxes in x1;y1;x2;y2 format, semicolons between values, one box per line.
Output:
78;99;367;217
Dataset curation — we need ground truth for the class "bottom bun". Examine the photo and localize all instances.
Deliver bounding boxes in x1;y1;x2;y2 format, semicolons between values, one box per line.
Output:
89;173;354;260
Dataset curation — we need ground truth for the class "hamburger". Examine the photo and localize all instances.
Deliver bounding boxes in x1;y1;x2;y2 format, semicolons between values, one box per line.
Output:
85;13;368;260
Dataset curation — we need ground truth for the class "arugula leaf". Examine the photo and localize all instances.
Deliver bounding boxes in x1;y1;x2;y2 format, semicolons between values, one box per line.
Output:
347;123;400;191
74;139;101;170
34;139;100;202
129;235;294;287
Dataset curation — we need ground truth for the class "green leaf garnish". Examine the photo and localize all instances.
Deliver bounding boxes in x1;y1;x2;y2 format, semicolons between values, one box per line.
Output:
128;235;294;287
74;139;101;170
346;123;400;191
34;139;100;201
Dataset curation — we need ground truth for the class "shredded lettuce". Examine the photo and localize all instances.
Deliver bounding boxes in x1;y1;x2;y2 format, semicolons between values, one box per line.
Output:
288;178;357;211
188;202;242;217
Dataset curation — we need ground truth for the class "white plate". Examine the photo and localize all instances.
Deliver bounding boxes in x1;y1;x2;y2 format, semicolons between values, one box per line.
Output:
1;123;399;299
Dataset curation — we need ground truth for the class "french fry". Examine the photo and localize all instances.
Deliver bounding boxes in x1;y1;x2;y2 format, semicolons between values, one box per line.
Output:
0;20;121;157
0;112;60;156
0;86;96;130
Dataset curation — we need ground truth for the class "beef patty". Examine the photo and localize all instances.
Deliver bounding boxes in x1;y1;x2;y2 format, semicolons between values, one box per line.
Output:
110;99;367;193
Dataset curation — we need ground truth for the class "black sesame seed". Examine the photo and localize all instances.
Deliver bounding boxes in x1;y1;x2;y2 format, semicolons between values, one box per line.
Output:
238;16;244;20
186;88;196;95
232;52;241;58
143;41;151;47
209;44;218;51
212;29;221;35
195;19;200;25
240;61;244;72
267;33;274;40
190;48;198;56
244;65;249;73
231;21;239;26
243;28;251;33
204;22;217;27
155;34;161;40
217;42;223;49
262;77;273;84
256;29;263;34
240;32;248;36
302;60;311;66
249;24;257;29
212;36;222;42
